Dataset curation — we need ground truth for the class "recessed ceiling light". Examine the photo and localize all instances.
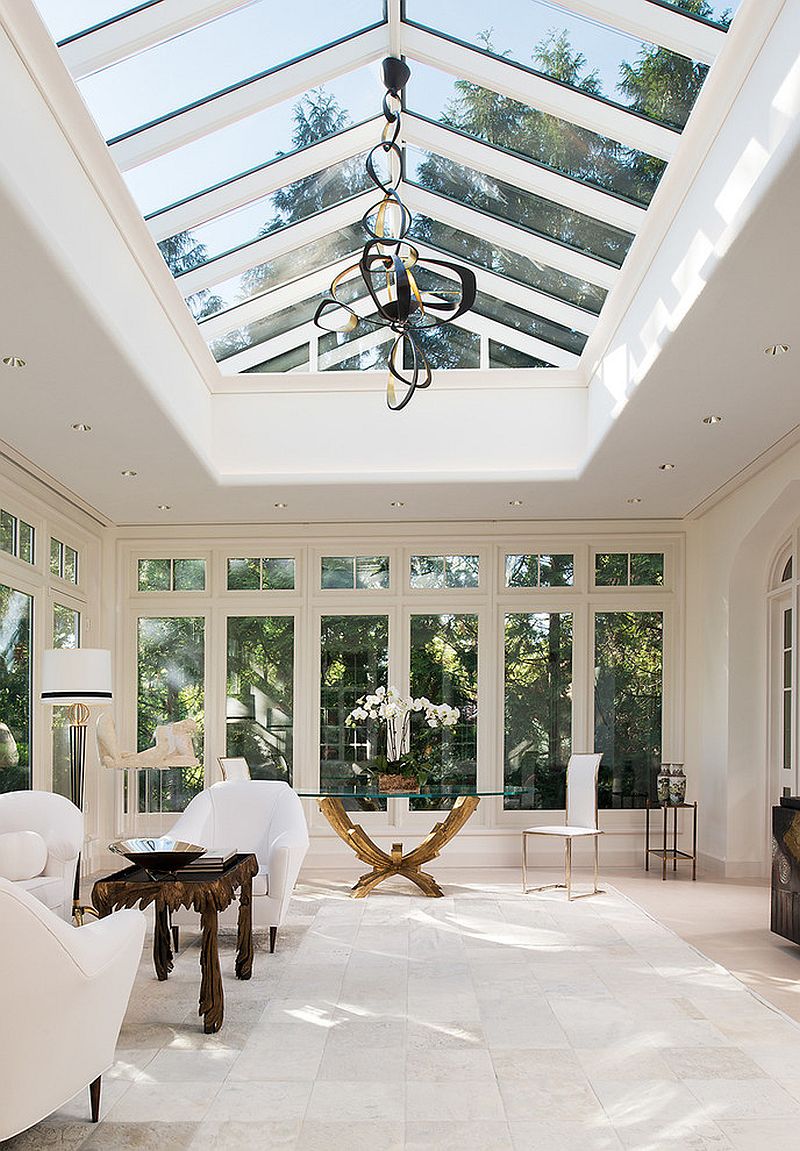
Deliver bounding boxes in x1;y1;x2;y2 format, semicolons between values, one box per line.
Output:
659;463;675;471
121;469;137;477
764;343;790;356
626;497;642;504
157;504;171;511
508;499;523;507
2;356;26;368
274;502;287;509
702;415;722;424
390;501;405;508
71;422;92;432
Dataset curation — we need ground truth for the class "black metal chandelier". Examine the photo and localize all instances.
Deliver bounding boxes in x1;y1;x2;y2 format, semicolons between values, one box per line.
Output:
313;57;476;411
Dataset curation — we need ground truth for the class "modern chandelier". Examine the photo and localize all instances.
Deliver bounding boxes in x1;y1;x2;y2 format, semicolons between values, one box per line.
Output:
313;57;476;411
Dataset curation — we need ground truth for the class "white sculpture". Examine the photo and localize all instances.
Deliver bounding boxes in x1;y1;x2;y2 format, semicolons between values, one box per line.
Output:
96;712;199;772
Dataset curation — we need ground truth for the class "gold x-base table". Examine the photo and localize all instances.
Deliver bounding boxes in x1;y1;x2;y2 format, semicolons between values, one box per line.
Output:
318;794;480;897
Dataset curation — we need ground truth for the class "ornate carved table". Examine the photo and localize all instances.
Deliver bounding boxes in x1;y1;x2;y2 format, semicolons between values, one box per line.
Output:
92;852;258;1033
299;788;524;898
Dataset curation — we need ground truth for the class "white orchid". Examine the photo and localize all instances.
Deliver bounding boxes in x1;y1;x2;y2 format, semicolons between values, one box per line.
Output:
345;685;461;764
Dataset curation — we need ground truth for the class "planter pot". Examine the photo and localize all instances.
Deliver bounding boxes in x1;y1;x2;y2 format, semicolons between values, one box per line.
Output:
378;773;419;793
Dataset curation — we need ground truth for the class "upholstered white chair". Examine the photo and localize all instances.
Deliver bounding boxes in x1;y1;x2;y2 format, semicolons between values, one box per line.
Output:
0;878;145;1141
0;790;83;919
168;780;309;951
522;753;603;901
218;756;251;781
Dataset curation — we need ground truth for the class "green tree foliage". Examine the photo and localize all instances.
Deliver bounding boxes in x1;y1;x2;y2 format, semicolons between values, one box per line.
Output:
226;616;294;780
0;585;31;793
157;231;224;321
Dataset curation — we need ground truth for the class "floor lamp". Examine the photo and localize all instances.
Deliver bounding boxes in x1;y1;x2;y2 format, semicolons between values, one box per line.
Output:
41;648;113;923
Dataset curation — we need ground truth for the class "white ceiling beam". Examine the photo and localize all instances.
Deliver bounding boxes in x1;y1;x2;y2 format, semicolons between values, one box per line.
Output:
146;119;379;241
218;321;320;373
451;312;580;370
175;191;373;296
404;115;645;235
317;326;395;372
539;0;725;66
405;185;619;290
59;0;254;79
109;24;388;171
401;23;678;161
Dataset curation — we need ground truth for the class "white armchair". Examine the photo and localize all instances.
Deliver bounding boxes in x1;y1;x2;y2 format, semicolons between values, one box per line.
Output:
0;878;145;1141
0;790;83;920
169;780;309;951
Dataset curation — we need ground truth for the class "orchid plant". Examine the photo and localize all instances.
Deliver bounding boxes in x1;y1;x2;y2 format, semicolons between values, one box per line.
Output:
345;686;460;781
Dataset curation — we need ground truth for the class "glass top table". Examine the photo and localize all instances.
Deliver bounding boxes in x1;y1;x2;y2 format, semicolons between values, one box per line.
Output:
303;787;525;897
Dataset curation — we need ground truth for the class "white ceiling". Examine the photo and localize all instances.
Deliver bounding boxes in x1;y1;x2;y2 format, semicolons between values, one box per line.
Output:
1;0;799;527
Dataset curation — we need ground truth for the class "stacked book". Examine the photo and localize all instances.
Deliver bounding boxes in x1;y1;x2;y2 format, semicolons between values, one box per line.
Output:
179;849;237;873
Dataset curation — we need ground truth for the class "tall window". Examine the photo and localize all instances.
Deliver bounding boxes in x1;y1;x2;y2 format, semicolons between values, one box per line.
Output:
137;617;205;813
782;605;793;775
52;603;81;799
320;615;388;808
227;616;294;781
410;613;478;809
594;611;663;808
0;585;32;793
504;612;573;809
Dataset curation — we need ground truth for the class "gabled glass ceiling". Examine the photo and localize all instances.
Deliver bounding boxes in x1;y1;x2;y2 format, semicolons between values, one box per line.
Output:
35;0;736;376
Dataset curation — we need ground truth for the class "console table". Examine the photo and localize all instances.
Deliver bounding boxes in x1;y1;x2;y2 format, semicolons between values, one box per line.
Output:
772;805;800;945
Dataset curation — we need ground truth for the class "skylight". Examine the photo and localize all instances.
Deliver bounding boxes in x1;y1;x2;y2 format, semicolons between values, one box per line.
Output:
34;0;734;376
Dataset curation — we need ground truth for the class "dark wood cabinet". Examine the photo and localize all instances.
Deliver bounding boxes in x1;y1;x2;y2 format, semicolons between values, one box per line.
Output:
771;805;800;945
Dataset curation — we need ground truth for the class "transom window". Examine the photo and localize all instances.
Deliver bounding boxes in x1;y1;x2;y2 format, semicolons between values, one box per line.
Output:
0;509;34;565
595;552;664;587
50;537;78;584
137;558;206;592
227;557;296;591
505;554;574;588
321;555;389;590
410;555;479;589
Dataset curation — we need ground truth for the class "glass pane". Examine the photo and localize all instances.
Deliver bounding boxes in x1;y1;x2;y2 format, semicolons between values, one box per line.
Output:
406;59;666;206
137;617;205;813
785;606;793;651
784;689;792;772
782;556;793;583
18;521;34;565
473;292;587;357
321;556;355;590
0;511;14;556
227;616;294;782
407;147;633;267
539;554;574;587
489;340;550;369
321;339;392;373
784;650;792;691
594;611;662;808
79;1;384;139
243;344;310;374
504;612;573;809
199;224;364;319
138;558;171;591
228;558;261;591
356;556;390;590
125;68;383;217
411;215;607;315
52;604;81;802
50;538;62;577
0;585;33;793
595;552;628;586
263;558;296;590
631;552;664;586
410;614;478;811
650;1;739;31
400;325;480;371
410;555;446;590
404;1;708;130
446;555;480;588
506;555;538;588
320;614;389;810
173;558;206;591
34;0;146;42
64;546;78;584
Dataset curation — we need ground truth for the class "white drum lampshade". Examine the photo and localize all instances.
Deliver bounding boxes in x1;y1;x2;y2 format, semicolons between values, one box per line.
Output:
41;649;113;705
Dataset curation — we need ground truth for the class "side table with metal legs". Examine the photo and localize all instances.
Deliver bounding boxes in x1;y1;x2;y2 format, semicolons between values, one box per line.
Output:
645;801;698;880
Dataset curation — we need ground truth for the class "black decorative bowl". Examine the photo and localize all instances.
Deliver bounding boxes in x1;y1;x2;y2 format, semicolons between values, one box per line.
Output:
109;838;206;878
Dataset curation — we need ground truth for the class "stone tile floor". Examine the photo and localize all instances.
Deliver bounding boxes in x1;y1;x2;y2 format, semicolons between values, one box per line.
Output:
4;878;800;1150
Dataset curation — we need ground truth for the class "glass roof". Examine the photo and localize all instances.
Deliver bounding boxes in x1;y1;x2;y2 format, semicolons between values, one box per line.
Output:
34;0;735;376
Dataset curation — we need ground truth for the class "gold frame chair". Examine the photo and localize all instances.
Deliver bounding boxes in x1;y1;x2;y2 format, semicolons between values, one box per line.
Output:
522;753;604;901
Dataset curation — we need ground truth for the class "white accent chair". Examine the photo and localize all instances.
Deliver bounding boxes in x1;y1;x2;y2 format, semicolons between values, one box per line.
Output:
522;753;603;901
0;878;145;1141
168;780;309;952
0;790;83;920
218;756;251;781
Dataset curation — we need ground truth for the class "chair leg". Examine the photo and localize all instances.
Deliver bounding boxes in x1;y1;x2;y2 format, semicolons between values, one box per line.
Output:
594;836;599;894
521;832;528;893
269;925;277;954
89;1076;101;1123
566;839;572;902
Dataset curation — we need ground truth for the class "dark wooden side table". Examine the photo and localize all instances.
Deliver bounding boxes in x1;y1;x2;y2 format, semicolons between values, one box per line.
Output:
92;852;258;1033
645;801;698;880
